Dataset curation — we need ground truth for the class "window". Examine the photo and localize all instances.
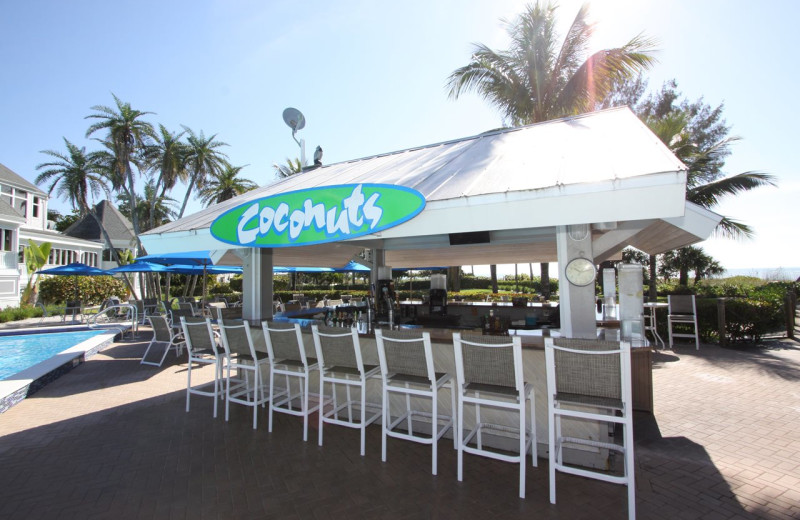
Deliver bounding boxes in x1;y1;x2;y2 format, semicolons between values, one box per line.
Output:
32;197;40;218
0;228;13;252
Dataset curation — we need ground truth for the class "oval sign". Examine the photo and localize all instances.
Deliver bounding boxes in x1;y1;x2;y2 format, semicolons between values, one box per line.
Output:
210;183;426;248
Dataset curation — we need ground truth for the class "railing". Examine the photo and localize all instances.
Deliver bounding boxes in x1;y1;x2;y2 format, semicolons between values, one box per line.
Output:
88;304;138;338
1;251;18;270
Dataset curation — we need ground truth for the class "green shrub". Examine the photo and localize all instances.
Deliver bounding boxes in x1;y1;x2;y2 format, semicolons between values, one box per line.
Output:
39;275;127;305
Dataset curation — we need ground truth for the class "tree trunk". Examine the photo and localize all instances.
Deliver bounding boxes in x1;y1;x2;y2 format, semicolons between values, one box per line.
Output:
447;266;461;292
490;265;498;294
178;171;199;219
541;262;551;300
649;254;657;300
679;267;689;287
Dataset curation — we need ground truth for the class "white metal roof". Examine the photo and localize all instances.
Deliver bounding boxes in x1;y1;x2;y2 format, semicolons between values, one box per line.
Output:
142;107;719;266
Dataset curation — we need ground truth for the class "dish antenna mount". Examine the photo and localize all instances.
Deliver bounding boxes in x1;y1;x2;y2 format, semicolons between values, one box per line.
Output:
282;107;307;165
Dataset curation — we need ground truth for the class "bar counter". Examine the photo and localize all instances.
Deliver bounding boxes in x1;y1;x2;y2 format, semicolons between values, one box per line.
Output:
237;320;644;468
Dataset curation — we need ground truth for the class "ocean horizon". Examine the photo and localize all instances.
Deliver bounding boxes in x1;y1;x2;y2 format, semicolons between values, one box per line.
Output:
718;267;800;281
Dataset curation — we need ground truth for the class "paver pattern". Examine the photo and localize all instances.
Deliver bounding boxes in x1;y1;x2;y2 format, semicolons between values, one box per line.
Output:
0;322;798;519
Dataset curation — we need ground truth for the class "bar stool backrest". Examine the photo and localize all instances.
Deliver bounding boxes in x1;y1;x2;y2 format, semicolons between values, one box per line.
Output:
263;321;307;364
218;319;256;358
668;294;696;315
181;317;217;354
549;338;626;407
376;329;430;379
456;333;519;390
313;325;362;371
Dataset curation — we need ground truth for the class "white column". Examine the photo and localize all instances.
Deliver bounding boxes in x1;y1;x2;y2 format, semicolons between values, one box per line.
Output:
556;225;597;339
239;248;273;322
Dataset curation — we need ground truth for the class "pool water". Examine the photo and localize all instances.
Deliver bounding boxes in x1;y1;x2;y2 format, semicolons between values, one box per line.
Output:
0;330;108;381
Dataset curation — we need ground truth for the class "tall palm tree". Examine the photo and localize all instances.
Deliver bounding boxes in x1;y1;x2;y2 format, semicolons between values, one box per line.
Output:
198;164;257;206
143;124;187;229
178;126;229;218
36;139;138;297
447;1;656;296
85;94;155;245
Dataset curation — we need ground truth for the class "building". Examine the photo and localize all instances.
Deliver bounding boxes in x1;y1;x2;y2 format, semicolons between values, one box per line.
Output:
63;200;138;270
0;162;104;308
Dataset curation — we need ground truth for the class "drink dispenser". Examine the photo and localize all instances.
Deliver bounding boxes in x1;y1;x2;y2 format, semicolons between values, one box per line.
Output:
429;274;447;315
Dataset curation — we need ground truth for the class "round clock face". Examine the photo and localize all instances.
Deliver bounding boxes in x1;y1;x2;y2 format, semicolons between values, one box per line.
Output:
565;258;596;287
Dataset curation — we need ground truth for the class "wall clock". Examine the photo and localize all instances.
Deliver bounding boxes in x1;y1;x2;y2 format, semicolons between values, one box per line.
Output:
565;257;596;287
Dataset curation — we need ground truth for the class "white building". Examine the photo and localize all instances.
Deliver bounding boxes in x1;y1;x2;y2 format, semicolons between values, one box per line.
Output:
0;162;104;308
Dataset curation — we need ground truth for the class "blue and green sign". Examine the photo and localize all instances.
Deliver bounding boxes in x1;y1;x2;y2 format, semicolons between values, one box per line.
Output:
210;183;426;248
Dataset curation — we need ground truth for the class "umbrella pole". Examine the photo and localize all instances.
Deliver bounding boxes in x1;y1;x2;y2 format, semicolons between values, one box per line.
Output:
202;265;208;308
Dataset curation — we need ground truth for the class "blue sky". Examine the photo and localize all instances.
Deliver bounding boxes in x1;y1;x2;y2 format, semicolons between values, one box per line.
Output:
1;0;797;275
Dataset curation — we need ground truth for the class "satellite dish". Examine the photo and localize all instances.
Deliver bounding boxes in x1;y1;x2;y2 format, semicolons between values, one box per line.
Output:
282;107;306;133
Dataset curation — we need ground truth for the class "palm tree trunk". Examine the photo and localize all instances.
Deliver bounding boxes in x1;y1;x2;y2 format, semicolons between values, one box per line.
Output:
649;254;657;300
541;262;551;299
679;267;689;286
178;172;198;219
490;265;498;293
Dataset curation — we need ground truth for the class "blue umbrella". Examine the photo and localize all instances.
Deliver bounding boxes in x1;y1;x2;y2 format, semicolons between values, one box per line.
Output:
37;262;112;301
137;250;214;266
166;264;242;275
107;261;172;273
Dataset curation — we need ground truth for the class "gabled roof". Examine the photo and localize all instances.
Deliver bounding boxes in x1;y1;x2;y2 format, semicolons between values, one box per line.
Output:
0;162;46;196
63;200;135;244
0;197;25;223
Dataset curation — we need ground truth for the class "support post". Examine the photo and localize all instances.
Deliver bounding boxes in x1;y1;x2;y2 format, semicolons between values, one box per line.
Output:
717;298;727;347
239;248;273;322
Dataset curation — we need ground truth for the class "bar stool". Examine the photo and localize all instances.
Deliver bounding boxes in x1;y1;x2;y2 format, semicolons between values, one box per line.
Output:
218;319;270;429
375;328;456;475
312;324;381;456
544;337;635;520
667;295;700;350
452;333;537;499
181;316;224;418
262;321;320;441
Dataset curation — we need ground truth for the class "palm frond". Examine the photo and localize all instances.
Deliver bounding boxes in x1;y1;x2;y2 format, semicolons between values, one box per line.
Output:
687;171;777;208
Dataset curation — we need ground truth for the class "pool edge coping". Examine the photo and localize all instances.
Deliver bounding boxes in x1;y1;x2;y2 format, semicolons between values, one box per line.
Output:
0;328;126;413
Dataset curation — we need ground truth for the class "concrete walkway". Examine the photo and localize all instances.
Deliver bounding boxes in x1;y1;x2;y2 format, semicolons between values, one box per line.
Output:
0;324;798;519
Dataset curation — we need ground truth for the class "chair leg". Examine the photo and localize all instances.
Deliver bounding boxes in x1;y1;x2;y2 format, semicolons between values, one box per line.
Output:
381;385;388;463
625;419;636;519
301;373;309;442
668;318;674;349
519;399;526;499
360;381;366;457
450;381;457;449
432;386;438;476
225;364;231;422
530;392;537;467
318;378;325;447
457;392;464;482
694;320;700;350
268;368;275;433
186;359;193;412
548;406;557;504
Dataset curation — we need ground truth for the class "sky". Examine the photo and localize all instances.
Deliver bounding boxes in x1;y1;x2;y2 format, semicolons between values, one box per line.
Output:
1;0;797;277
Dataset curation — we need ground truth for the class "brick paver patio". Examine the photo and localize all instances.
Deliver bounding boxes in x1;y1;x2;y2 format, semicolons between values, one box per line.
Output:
0;324;798;519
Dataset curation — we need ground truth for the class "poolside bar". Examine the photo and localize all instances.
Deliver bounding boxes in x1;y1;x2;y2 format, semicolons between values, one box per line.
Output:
141;107;721;467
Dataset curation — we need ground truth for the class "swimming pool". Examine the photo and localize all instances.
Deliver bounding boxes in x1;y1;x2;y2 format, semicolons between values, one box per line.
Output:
0;330;109;381
0;327;122;413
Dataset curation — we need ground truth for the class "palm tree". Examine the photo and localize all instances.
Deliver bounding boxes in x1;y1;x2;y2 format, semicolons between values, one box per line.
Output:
198;164;257;206
143;124;187;229
36;139;138;297
117;179;178;232
85;94;155;244
178;126;229;218
273;157;304;179
36;139;109;214
447;1;656;296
